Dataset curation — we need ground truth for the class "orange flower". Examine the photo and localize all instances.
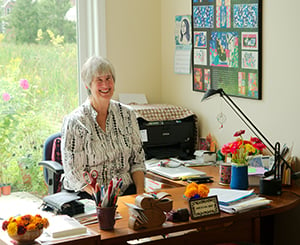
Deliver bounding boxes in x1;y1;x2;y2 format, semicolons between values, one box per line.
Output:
2;214;49;236
198;184;209;198
184;182;210;199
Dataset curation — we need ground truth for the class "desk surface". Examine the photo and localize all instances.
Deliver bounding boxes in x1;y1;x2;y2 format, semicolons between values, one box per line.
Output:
87;165;300;245
1;166;300;245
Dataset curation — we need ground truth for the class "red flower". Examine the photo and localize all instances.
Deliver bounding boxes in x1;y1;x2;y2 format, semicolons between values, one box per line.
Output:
221;130;266;165
234;130;245;137
221;143;231;155
2;221;9;231
17;225;26;235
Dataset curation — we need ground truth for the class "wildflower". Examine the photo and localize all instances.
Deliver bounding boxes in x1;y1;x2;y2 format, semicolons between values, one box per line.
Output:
20;79;29;90
2;92;11;101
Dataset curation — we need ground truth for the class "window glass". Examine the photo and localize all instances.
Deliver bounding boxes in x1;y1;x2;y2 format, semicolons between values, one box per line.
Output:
0;0;78;196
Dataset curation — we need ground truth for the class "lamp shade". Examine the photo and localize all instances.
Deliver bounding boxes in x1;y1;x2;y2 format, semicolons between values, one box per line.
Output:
201;88;224;102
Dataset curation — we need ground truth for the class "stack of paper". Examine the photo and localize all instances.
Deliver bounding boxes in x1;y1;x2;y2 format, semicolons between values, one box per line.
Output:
45;215;87;238
209;188;272;214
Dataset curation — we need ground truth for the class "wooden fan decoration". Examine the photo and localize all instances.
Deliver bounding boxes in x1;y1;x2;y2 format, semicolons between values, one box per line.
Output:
128;192;173;230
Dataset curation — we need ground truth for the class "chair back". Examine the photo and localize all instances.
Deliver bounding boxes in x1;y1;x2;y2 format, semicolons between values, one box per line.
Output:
43;132;61;162
42;132;63;193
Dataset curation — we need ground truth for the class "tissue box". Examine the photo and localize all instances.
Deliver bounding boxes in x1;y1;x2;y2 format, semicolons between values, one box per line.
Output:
194;150;216;163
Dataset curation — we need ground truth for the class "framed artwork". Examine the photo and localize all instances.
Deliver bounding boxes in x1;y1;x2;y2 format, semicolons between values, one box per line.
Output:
192;0;262;99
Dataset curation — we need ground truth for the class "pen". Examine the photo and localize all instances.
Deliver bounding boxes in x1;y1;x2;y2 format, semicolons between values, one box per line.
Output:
180;175;205;180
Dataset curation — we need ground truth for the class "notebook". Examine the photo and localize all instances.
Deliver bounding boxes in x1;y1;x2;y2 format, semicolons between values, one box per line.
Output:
148;165;206;180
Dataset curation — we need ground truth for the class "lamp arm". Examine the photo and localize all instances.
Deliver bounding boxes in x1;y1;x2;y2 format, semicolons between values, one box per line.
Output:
222;95;273;153
202;88;299;180
221;92;298;178
220;90;275;153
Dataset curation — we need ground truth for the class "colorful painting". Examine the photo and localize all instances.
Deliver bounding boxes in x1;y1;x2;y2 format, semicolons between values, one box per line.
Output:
238;72;246;95
242;32;258;50
193;5;214;28
216;0;231;28
242;51;258;69
233;4;258;28
194;31;207;48
248;73;258;98
204;69;211;90
209;32;238;67
193;68;203;90
192;0;262;99
194;49;207;66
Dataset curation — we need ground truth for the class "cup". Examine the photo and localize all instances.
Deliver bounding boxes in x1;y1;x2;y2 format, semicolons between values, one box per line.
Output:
96;206;117;230
219;163;232;185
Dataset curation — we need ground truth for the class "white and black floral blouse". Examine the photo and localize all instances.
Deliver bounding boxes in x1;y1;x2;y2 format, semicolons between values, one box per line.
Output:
61;98;146;195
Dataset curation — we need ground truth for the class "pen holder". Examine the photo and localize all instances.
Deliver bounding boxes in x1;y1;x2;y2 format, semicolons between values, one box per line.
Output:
219;162;232;185
96;205;117;230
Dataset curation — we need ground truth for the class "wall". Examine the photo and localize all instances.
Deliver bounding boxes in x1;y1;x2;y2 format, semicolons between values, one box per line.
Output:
161;0;300;160
104;1;300;241
160;1;300;242
106;0;162;104
105;0;300;159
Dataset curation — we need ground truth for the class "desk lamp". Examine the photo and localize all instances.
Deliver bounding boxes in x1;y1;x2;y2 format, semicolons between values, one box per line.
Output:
201;88;299;195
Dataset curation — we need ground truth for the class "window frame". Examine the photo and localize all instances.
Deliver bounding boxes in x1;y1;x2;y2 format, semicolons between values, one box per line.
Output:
76;0;107;104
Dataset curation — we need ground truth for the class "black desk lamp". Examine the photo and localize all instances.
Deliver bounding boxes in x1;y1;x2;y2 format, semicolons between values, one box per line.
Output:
201;88;298;195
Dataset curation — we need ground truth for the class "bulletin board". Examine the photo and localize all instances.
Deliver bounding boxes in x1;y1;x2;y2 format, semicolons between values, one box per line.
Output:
192;0;262;99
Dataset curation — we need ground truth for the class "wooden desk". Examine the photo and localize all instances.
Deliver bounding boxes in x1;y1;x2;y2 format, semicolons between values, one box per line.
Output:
0;192;100;245
1;166;300;245
86;165;300;245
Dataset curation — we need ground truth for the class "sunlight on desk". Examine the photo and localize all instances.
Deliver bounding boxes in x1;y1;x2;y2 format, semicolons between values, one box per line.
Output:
0;192;43;219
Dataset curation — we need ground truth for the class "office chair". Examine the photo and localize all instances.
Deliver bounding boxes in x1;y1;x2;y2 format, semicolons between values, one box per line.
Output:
39;132;64;195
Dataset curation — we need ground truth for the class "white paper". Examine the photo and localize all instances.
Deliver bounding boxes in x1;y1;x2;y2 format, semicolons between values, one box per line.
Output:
209;188;255;205
219;197;272;214
174;45;192;74
119;93;148;105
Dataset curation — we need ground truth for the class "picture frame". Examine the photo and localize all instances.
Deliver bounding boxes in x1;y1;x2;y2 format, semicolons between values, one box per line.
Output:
189;195;220;219
192;0;262;99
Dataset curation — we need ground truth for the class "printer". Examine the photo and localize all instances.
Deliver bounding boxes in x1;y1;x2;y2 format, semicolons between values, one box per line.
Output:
130;104;197;160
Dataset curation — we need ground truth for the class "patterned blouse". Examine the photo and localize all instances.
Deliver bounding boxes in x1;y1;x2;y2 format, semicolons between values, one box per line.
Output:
61;99;146;195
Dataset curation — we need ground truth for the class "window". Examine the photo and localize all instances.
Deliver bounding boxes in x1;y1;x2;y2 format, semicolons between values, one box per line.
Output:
77;0;107;104
0;0;106;196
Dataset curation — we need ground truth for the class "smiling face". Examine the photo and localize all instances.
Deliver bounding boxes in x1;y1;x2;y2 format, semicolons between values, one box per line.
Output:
90;73;115;103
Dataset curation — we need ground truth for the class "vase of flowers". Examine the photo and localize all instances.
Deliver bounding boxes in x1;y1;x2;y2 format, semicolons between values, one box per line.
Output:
2;214;49;244
221;130;266;190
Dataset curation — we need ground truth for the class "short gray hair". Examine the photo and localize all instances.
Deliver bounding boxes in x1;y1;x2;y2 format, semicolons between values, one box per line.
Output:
81;56;116;95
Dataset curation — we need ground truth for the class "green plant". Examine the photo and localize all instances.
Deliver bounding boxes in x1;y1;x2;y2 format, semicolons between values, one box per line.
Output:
0;33;78;197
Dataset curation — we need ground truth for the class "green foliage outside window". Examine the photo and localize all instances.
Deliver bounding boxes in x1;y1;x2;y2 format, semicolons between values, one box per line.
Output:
0;34;78;197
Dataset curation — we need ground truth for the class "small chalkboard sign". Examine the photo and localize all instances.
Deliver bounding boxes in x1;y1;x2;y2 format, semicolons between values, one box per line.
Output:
188;195;220;219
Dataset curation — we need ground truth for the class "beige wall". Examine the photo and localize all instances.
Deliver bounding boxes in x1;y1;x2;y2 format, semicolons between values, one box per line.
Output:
106;0;162;104
161;0;300;159
106;0;300;159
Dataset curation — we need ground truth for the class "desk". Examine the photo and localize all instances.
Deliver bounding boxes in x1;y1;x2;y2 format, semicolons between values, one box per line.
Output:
0;192;100;245
86;165;300;245
1;166;300;245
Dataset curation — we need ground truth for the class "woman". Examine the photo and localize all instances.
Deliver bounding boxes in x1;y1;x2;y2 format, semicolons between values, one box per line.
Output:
61;56;146;197
180;18;190;44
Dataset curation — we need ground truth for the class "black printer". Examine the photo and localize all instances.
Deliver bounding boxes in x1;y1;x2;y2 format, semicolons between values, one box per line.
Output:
130;104;197;160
